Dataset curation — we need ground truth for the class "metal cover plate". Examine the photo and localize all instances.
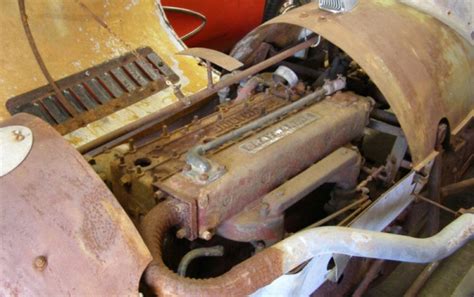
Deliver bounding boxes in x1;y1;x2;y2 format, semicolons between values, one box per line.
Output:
239;112;319;153
0;114;152;296
0;125;33;177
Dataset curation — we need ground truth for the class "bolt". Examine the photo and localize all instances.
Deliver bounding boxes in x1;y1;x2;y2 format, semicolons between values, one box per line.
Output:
12;129;25;141
154;190;166;202
176;228;187;239
260;202;270;217
128;139;136;152
183;164;192;172
162;125;169;137
171;150;179;158
199;173;209;181
34;255;47;271
118;156;126;167
200;230;212;240
136;166;143;175
198;194;209;208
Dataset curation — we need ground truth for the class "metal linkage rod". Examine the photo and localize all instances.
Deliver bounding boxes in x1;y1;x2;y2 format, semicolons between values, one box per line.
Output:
177;245;224;276
414;194;459;216
305;195;369;229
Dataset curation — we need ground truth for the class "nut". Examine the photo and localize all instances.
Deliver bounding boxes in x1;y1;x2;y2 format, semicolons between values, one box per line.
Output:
34;255;47;271
198;194;209;208
183;164;192;172
200;230;212;240
176;228;187;239
154;190;166;202
260;202;270;217
199;173;209;181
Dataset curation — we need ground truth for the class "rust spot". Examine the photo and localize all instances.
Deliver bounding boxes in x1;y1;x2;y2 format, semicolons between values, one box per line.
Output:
80;199;118;259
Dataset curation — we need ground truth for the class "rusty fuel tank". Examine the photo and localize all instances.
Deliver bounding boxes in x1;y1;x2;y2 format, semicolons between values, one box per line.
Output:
158;91;373;240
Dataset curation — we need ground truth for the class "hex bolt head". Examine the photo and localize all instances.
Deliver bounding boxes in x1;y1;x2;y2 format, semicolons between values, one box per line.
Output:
34;255;47;271
154;190;166;202
128;139;136;152
12;129;25;141
198;194;209;208
199;173;209;181
200;230;212;240
176;228;187;239
183;164;192;172
260;202;270;217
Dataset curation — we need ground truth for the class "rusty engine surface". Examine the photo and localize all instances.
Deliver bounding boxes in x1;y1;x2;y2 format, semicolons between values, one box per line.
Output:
1;0;474;296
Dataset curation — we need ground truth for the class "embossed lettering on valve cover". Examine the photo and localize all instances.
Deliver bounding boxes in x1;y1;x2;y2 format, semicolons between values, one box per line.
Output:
240;112;319;153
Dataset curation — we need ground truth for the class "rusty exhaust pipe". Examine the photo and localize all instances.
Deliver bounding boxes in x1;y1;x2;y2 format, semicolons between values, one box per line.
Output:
142;200;473;297
141;201;284;296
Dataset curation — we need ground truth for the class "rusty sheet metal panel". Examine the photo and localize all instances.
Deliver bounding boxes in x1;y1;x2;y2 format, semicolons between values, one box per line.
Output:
400;0;473;45
238;0;474;165
0;0;212;148
0;114;151;296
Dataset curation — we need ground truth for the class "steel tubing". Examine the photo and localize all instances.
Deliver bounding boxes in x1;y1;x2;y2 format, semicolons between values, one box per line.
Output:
142;199;473;297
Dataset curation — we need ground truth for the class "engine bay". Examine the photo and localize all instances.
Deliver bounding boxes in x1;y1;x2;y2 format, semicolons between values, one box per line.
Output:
1;1;473;296
85;35;445;294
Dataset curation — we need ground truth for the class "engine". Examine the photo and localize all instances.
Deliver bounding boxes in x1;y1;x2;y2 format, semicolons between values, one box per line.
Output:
97;83;372;240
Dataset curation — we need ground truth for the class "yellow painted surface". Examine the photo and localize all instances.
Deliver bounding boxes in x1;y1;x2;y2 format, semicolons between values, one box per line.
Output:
0;0;211;147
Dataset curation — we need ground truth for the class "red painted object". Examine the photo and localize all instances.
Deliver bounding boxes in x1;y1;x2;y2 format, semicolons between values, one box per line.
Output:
162;0;266;52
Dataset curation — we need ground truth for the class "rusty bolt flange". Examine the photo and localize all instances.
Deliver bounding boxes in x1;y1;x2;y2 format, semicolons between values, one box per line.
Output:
34;255;47;271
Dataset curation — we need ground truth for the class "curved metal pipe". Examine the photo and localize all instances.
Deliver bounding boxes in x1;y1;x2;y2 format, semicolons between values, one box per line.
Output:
177;246;224;276
141;201;284;296
185;77;346;174
273;213;473;272
142;201;473;297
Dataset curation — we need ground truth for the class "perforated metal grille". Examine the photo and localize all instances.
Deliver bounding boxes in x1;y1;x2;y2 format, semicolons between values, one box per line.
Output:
7;47;179;134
